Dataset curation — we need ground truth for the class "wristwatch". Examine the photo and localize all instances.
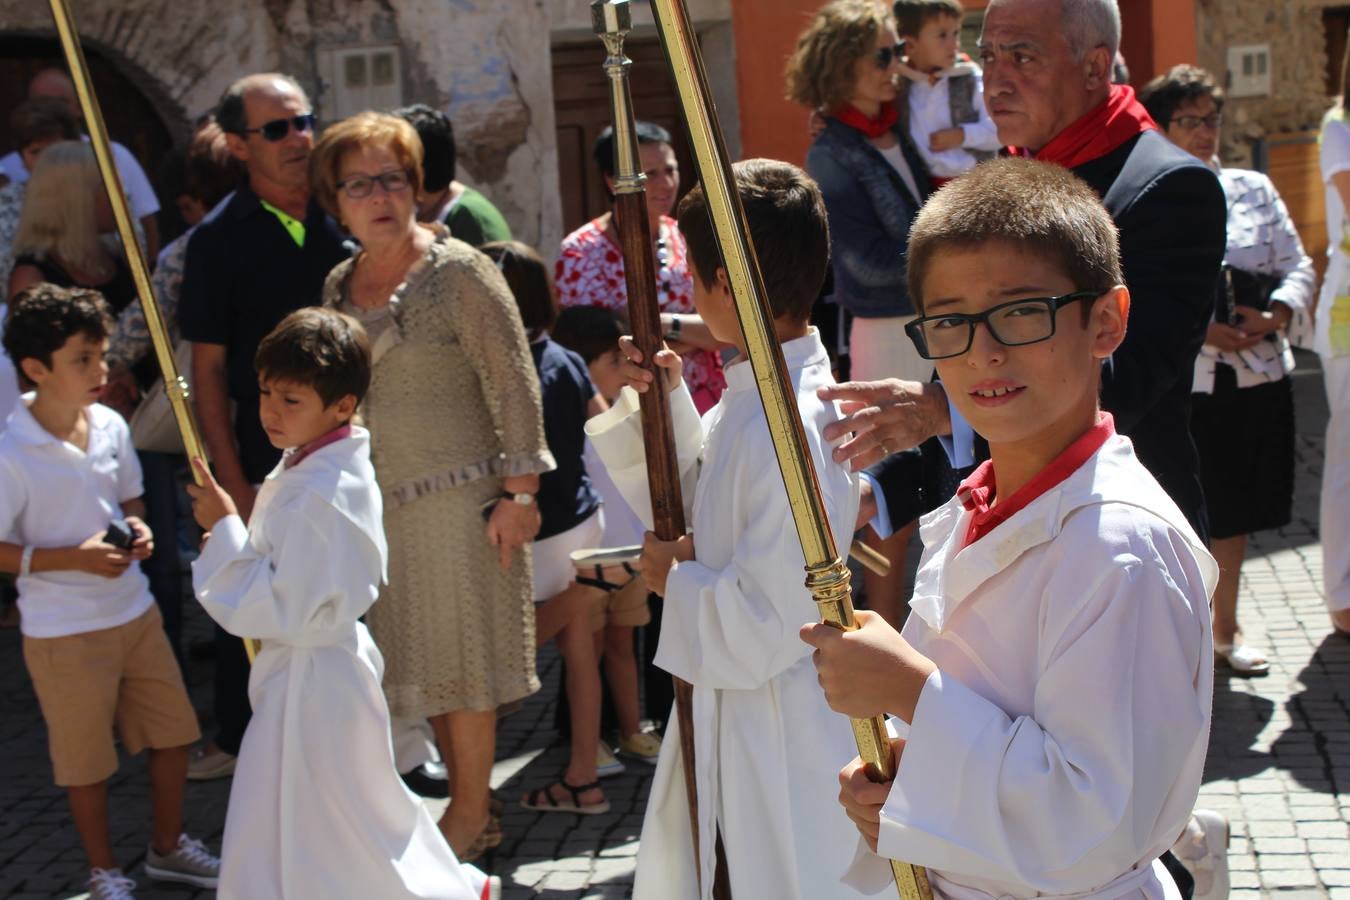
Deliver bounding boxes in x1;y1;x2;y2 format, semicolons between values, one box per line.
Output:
664;314;682;342
504;492;536;506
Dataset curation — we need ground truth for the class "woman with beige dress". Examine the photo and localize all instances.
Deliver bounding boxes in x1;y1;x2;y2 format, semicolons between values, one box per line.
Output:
311;112;553;858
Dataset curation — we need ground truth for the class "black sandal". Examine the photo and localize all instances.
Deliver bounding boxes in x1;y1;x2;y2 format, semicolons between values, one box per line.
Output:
575;562;638;594
520;777;611;815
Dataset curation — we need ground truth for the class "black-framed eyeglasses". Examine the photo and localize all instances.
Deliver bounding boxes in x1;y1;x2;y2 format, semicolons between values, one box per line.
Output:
241;113;316;142
336;168;412;199
1169;113;1222;131
874;42;905;69
904;291;1101;360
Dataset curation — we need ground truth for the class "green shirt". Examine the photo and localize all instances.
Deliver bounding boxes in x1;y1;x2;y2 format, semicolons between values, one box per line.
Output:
443;186;512;247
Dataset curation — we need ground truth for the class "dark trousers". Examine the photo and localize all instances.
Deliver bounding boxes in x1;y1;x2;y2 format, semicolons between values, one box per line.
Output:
138;450;185;664
213;624;252;755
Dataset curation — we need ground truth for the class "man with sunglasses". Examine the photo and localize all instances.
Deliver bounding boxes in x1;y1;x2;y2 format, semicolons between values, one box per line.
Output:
177;72;348;783
826;0;1226;549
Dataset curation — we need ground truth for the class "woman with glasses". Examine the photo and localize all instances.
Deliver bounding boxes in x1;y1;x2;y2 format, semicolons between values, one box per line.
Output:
785;0;932;626
312;112;553;859
1140;65;1315;674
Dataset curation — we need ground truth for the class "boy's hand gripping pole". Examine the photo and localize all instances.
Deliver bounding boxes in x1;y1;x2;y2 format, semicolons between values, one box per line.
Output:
47;0;261;663
644;0;934;896
592;5;732;897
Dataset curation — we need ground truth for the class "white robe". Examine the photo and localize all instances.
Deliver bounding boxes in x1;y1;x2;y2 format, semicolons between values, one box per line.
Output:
845;433;1218;900
588;330;872;900
193;428;485;900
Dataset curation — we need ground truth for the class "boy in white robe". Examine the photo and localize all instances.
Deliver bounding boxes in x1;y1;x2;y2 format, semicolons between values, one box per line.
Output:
186;308;498;900
588;159;872;900
802;158;1217;900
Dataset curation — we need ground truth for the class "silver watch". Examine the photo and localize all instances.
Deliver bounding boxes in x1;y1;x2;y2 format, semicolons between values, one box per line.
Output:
507;492;536;506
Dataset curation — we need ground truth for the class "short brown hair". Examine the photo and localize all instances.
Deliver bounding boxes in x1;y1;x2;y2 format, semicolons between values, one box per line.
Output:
479;241;557;334
678;158;830;323
906;158;1122;313
183;121;245;209
1138;64;1225;130
785;0;893;111
2;284;111;370
9;98;79;151
309;111;424;218
892;0;963;39
255;308;371;408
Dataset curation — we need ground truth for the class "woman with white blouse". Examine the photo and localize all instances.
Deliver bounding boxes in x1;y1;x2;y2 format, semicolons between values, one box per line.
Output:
1142;65;1316;673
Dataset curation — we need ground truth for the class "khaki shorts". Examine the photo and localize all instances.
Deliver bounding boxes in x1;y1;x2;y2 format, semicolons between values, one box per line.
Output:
23;605;201;787
589;572;651;632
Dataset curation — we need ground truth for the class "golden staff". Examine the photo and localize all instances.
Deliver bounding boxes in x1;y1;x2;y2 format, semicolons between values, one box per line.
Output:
47;0;260;663
647;1;932;897
592;4;731;896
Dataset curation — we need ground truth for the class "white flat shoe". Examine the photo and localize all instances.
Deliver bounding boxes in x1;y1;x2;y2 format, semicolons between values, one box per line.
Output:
1215;642;1270;676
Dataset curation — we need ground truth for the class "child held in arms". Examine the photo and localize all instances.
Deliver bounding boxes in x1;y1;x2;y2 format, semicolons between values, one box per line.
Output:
802;158;1216;900
188;308;498;900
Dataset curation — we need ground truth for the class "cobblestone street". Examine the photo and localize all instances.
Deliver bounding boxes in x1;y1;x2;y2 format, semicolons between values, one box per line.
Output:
0;354;1346;899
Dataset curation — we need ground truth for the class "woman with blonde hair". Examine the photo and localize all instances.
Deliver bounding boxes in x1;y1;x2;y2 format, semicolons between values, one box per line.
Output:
7;141;137;311
313;111;552;859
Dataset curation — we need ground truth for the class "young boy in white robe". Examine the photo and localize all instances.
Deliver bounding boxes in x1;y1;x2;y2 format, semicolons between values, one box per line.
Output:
588;159;872;900
802;158;1217;900
186;308;498;900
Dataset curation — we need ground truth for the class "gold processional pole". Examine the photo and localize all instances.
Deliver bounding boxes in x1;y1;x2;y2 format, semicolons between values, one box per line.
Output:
646;2;933;897
47;0;261;664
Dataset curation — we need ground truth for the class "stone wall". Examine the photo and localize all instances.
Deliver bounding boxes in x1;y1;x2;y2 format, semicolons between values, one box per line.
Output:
1195;0;1341;167
1;0;561;251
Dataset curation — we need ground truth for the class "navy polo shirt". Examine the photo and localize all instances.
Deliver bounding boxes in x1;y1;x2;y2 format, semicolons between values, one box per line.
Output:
178;184;349;483
532;338;601;540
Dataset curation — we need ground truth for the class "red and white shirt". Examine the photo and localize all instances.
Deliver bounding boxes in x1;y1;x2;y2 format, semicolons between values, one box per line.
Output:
556;215;725;413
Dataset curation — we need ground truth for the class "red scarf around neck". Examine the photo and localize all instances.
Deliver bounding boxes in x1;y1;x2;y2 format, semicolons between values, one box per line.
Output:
1019;84;1158;170
831;102;899;140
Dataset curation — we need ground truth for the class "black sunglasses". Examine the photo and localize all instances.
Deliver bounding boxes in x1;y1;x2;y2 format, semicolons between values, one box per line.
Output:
904;291;1101;360
874;42;905;69
241;113;316;142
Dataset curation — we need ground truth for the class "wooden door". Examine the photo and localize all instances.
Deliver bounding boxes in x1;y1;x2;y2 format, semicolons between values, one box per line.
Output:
552;38;697;245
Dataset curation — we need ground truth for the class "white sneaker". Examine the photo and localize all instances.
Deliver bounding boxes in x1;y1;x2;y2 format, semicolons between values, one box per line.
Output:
144;833;221;888
1171;809;1230;900
186;746;236;781
88;868;137;900
597;741;626;778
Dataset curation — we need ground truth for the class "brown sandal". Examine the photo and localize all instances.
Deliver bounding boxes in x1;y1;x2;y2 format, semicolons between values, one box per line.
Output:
520;778;610;815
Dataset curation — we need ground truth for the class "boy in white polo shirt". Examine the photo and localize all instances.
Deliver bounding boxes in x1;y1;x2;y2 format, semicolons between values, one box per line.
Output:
0;285;219;900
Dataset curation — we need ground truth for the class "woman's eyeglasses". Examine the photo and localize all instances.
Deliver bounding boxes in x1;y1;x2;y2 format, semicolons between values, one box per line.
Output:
904;291;1101;360
874;43;905;69
336;169;413;200
1169;114;1222;132
241;114;317;142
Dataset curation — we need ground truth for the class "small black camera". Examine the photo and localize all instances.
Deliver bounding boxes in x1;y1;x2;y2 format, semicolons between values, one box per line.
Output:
104;518;137;551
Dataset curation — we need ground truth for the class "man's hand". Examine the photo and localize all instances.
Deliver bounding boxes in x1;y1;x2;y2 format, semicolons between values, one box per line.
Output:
72;533;133;579
486;497;541;570
818;379;950;471
929;126;965;153
838;741;905;853
800;610;936;721
616;336;684;396
186;458;240;532
123;515;154;561
637;531;695;597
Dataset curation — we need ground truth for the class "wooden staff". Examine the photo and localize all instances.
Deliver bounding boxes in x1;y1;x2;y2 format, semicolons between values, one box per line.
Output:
646;1;933;897
592;3;730;897
46;0;260;663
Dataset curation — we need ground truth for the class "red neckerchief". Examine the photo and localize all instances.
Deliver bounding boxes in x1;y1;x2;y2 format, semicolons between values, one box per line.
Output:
957;413;1116;548
1012;85;1157;170
830;102;899;140
283;423;352;470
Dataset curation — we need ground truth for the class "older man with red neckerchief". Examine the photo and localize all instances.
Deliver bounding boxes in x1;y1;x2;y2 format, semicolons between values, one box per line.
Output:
829;0;1225;551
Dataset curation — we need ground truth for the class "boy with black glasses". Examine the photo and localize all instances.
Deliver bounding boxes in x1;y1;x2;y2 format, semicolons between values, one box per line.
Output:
803;158;1218;900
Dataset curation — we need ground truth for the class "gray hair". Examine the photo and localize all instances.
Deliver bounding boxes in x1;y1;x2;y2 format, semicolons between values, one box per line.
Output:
1061;0;1120;61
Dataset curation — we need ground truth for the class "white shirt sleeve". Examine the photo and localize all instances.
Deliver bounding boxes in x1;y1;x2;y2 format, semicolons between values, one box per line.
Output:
0;457;26;544
192;489;382;642
112;142;161;219
874;515;1212;893
1322;118;1350;182
114;417;144;503
960;68;1003;152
